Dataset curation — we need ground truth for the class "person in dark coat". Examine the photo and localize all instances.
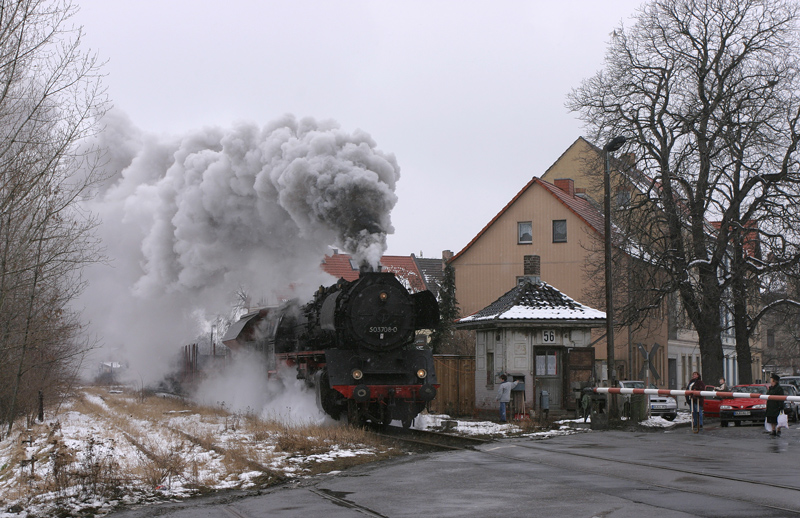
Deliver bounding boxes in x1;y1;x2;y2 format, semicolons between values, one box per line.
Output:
685;371;705;432
766;373;785;437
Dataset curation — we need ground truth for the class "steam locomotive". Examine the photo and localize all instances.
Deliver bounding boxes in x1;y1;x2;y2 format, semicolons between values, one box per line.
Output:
221;270;440;427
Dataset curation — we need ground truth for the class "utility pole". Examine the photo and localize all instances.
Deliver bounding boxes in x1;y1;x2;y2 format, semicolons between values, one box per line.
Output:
604;135;626;419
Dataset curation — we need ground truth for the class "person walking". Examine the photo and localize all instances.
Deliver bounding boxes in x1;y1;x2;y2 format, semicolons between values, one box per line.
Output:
685;371;705;433
765;373;785;437
495;374;519;423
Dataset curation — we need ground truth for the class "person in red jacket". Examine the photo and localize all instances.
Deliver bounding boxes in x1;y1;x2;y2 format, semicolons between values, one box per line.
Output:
685;371;705;433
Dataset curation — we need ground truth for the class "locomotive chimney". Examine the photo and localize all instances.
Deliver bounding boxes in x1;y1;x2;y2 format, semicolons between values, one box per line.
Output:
359;262;380;274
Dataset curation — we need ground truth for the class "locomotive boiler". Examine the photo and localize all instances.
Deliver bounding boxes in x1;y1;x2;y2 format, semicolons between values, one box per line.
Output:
222;270;440;427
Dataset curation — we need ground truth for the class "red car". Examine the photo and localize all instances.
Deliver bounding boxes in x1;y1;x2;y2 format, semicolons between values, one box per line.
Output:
716;384;769;427
703;392;723;417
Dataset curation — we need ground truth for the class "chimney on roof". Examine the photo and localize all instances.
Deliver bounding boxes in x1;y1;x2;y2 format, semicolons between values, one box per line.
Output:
442;250;453;262
554;178;575;197
522;255;541;285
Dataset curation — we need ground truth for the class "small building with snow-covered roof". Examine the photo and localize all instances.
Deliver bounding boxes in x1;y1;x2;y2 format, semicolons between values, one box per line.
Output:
456;255;605;417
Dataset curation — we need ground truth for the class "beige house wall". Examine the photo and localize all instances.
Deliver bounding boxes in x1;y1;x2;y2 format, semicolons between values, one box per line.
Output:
453;183;595;318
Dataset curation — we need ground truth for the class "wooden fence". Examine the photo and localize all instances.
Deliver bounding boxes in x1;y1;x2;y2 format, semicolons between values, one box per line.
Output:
429;355;475;417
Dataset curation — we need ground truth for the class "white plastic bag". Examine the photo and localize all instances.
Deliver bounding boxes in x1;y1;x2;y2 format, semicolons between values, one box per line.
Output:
765;418;771;431
778;412;789;429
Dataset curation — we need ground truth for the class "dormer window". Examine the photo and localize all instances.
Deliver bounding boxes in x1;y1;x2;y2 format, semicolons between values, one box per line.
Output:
518;221;532;244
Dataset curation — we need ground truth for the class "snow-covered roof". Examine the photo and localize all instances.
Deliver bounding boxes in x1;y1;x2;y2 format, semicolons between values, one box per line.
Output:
456;278;606;329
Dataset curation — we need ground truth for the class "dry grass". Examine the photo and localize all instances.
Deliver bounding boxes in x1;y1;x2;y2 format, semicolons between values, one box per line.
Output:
2;385;401;513
132;440;187;490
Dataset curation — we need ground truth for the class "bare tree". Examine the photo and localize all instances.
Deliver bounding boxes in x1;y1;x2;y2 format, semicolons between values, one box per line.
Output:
568;0;800;384
0;0;108;434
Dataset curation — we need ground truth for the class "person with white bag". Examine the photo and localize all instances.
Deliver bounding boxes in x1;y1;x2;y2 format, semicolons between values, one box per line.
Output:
765;373;785;437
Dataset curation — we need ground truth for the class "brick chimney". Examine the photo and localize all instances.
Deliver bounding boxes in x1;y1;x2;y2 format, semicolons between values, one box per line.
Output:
554;178;575;197
522;255;541;284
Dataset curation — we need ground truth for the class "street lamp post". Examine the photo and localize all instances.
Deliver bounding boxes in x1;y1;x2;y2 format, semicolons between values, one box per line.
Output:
604;135;626;418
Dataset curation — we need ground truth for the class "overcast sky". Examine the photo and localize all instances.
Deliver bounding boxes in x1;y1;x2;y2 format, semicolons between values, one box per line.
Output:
73;0;645;260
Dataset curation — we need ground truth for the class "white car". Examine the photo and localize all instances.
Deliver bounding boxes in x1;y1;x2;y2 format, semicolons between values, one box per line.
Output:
618;380;678;421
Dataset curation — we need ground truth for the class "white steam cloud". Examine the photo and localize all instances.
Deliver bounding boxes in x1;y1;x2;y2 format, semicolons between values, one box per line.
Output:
79;111;401;382
193;355;332;425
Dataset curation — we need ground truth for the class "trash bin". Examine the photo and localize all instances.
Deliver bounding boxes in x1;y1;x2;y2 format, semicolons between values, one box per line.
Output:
539;390;550;411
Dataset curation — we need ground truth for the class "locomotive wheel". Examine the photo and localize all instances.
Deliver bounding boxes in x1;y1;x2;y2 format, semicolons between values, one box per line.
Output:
401;417;412;429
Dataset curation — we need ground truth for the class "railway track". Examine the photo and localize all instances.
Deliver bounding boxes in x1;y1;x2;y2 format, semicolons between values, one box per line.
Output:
372;424;492;451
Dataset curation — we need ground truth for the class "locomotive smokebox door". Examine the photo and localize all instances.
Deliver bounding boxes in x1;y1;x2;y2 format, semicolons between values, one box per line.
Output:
347;273;415;350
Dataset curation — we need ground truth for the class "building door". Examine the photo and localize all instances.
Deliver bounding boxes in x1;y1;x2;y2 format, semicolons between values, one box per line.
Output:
535;347;562;411
564;347;595;411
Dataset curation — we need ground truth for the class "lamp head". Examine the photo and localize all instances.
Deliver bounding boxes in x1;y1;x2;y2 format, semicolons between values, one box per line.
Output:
603;136;627;152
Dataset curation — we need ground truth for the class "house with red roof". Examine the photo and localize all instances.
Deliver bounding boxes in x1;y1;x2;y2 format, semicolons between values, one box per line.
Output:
449;137;748;414
320;250;428;294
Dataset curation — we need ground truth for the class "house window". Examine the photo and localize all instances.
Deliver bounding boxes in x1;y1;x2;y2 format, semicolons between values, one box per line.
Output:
518;221;532;244
615;188;631;208
535;350;558;376
552;220;567;243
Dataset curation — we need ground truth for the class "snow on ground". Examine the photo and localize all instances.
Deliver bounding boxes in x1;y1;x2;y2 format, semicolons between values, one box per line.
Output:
0;387;386;517
0;388;691;518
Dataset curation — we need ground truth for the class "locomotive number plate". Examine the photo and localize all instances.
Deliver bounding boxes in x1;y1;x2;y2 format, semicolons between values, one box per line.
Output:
370;326;398;333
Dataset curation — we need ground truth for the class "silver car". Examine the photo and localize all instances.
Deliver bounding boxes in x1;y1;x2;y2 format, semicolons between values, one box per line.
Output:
781;384;799;423
618;380;678;421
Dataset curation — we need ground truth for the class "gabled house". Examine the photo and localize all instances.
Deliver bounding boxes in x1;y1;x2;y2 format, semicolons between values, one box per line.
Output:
449;173;630;383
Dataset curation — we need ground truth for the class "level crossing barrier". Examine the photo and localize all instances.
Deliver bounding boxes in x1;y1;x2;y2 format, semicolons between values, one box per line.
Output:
592;386;800;402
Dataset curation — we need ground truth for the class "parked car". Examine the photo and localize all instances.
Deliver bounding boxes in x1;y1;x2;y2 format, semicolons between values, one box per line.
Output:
781;384;799;423
719;384;768;427
780;376;800;390
618;380;678;421
704;390;724;417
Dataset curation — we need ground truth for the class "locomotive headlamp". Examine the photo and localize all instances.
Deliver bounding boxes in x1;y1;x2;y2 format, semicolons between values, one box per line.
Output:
379;291;388;301
416;368;427;379
351;369;364;380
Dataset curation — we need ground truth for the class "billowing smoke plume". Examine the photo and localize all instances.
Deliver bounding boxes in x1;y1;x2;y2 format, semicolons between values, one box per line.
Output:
79;111;400;382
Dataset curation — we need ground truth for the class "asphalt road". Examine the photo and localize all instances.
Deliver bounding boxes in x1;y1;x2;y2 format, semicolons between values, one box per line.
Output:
109;419;800;518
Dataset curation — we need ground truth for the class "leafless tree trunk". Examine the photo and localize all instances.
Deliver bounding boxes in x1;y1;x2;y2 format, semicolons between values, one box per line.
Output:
568;0;800;384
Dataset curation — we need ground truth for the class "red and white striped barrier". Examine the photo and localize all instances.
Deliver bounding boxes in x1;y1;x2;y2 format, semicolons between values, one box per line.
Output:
593;386;800;402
